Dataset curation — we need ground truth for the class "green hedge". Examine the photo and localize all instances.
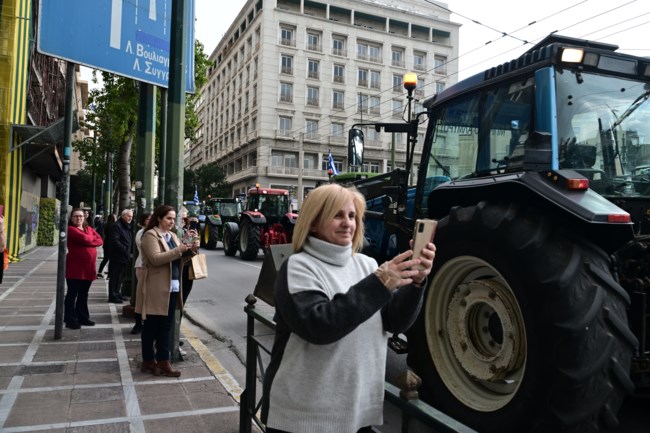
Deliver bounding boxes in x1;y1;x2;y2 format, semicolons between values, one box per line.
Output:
37;198;59;246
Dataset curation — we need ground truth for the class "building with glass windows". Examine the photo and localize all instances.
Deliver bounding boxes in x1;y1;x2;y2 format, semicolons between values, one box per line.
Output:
193;0;459;206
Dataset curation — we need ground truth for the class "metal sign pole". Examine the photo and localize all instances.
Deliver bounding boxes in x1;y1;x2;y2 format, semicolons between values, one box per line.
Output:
54;61;76;340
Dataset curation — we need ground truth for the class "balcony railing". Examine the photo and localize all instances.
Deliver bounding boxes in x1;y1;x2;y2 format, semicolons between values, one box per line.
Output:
332;47;347;57
413;63;426;72
308;71;319;79
279;94;293;103
333;75;345;84
268;166;299;176
276;130;294;139
304;133;321;142
281;66;293;75
332;101;344;109
280;38;296;47
306;43;322;52
392;59;405;68
307;98;319;106
358;79;368;87
329;135;346;145
227;166;259;183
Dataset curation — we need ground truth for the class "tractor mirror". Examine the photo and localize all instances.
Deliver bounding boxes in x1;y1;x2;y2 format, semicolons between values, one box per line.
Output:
348;128;364;167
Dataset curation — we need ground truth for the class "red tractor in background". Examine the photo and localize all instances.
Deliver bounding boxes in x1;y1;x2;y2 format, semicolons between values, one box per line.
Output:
223;186;298;260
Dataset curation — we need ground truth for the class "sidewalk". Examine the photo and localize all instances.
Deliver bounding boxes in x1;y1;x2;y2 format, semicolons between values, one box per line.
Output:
0;246;243;433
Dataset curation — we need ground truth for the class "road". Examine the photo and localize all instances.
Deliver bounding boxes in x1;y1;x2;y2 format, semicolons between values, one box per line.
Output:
183;245;648;433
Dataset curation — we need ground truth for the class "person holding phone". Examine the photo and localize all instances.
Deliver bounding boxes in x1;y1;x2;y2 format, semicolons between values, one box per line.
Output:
178;211;200;356
261;184;436;433
135;205;195;377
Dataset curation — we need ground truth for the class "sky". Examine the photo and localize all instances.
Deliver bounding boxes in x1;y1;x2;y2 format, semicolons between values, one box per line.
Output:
81;0;649;86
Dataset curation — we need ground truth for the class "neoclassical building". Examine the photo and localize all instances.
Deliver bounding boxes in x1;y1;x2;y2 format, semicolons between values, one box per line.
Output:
193;0;459;205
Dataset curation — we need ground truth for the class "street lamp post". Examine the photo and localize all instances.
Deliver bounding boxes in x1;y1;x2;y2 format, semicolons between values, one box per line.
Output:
403;72;418;184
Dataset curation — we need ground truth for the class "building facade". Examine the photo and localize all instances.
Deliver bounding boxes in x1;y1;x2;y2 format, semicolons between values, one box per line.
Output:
193;0;460;206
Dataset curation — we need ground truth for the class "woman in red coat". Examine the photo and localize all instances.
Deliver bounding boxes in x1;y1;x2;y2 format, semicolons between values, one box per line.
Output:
65;208;103;329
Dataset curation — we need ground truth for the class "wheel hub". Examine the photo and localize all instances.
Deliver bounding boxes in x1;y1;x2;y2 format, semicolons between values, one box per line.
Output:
447;279;524;382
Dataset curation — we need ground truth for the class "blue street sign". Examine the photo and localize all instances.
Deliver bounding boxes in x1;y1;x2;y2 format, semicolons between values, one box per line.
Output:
38;0;195;92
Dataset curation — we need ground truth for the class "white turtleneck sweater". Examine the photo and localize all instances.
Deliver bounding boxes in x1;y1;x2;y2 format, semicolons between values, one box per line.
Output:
262;236;425;433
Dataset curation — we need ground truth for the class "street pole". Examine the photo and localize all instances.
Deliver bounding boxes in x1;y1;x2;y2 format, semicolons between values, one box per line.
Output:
130;82;156;306
165;0;188;361
297;132;304;208
106;151;114;216
54;61;76;340
91;135;96;216
158;89;167;206
403;73;417;185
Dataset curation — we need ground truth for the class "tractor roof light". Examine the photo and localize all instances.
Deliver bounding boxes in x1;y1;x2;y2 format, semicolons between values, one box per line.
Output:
403;72;418;92
561;48;585;64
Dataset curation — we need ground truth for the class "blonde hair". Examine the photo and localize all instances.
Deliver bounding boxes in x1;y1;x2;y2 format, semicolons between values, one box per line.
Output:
292;184;366;253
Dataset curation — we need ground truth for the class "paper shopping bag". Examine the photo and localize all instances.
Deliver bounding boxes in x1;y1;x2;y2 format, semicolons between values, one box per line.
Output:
189;253;208;280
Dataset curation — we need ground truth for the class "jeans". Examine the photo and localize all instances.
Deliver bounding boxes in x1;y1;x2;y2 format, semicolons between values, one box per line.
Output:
141;291;177;362
64;279;92;324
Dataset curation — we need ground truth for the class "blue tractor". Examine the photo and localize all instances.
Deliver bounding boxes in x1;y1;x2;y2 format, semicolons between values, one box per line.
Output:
350;35;649;433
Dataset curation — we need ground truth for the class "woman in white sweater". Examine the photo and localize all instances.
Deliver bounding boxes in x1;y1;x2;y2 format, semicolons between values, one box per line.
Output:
262;184;436;433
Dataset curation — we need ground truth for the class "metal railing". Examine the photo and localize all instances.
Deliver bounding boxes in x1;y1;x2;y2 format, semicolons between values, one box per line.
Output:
239;296;479;433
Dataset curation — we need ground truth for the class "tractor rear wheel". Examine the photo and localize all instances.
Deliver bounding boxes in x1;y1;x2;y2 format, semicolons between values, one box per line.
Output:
203;221;219;250
406;201;636;433
239;219;260;260
223;222;238;257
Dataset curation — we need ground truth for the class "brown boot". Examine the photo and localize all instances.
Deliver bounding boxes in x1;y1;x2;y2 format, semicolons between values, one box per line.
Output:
140;360;157;374
155;360;181;377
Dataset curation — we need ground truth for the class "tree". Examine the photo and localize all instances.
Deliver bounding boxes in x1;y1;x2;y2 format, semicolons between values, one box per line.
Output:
186;39;212;143
183;161;229;200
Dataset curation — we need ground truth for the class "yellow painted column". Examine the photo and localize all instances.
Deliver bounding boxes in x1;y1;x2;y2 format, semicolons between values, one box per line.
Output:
0;0;31;260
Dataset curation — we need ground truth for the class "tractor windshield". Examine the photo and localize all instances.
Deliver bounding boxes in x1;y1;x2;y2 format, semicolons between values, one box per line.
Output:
218;202;240;217
555;71;650;197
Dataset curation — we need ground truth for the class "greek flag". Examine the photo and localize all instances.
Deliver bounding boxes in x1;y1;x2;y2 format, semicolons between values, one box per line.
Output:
193;186;200;204
327;149;339;175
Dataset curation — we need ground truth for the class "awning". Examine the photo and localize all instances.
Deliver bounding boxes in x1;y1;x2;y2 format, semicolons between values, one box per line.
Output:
10;117;78;180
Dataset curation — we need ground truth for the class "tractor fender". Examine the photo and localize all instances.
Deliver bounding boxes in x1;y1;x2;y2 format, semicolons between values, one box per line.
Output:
425;171;634;254
241;211;266;225
205;215;223;226
283;212;298;225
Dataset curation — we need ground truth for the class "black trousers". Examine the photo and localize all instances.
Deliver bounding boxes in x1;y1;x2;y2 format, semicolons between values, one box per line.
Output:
141;292;177;362
64;279;92;324
107;262;126;301
182;265;194;304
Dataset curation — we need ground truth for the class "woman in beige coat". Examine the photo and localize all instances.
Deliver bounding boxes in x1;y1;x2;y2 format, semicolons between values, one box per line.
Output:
135;205;194;377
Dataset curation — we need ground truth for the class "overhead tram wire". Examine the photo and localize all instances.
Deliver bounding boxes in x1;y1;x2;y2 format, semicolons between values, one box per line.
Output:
287;0;596;139
585;19;650;42
281;0;642;141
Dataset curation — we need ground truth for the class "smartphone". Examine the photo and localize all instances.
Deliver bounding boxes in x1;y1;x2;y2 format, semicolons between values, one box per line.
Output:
189;220;200;231
411;219;437;270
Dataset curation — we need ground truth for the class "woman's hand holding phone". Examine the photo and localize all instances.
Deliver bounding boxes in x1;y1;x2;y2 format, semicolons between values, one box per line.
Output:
411;219;437;270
